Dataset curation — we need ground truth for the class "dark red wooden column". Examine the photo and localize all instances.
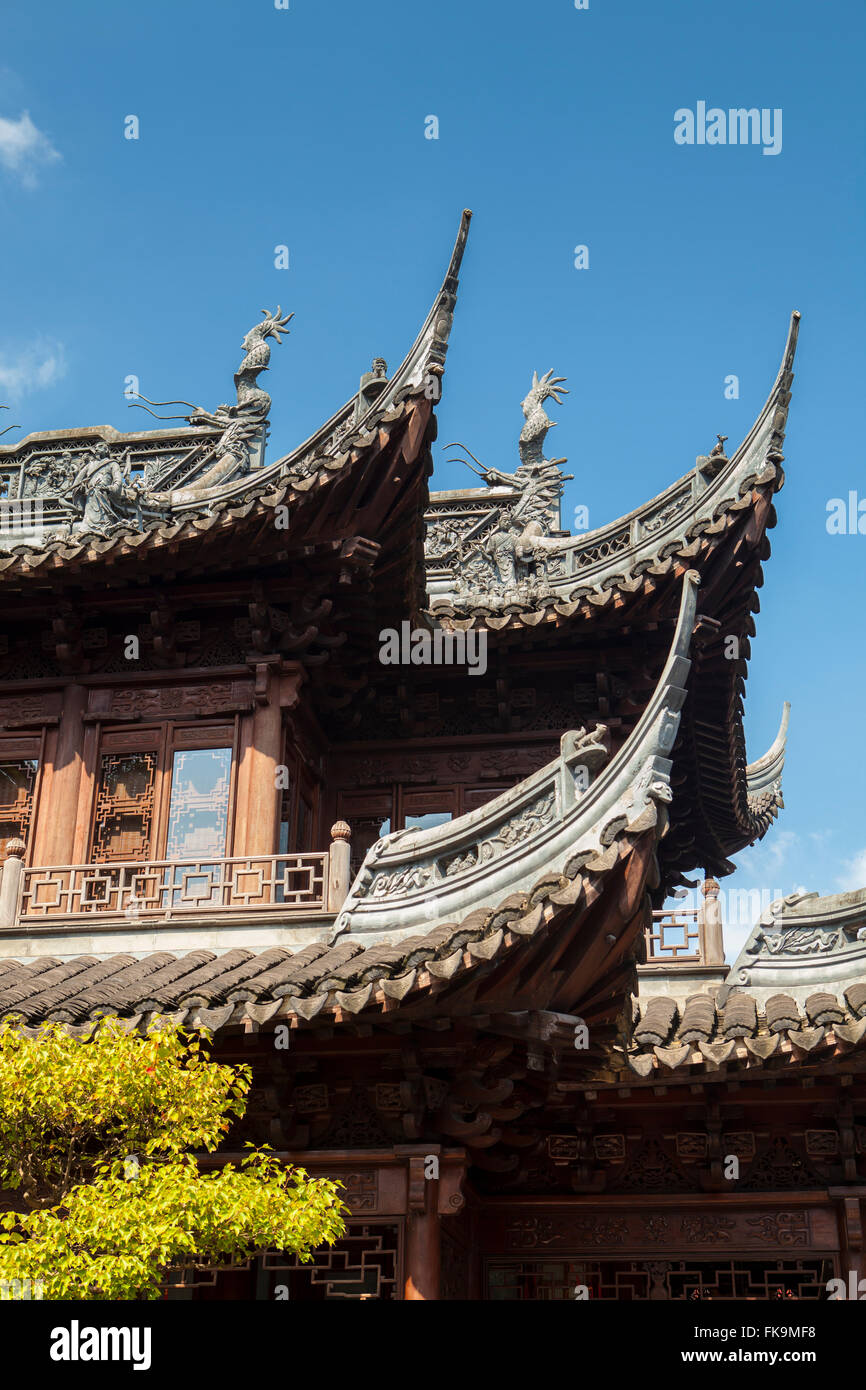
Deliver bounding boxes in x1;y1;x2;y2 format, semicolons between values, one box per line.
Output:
401;1150;441;1300
34;682;87;866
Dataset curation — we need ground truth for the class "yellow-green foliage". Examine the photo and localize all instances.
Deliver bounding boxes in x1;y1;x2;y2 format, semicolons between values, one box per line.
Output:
0;1019;346;1299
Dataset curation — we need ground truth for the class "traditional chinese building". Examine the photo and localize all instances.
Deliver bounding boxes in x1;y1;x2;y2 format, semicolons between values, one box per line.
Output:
0;212;863;1301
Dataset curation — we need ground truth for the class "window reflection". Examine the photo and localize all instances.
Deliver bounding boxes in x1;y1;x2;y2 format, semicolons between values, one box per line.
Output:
163;748;232;908
403;812;452;832
164;748;231;859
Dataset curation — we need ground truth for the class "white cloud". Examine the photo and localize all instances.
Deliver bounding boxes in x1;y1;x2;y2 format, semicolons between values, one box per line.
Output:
0;340;67;404
837;847;866;893
756;828;800;875
0;111;61;189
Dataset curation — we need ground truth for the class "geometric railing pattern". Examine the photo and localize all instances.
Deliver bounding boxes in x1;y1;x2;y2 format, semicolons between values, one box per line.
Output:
19;852;328;921
486;1257;835;1300
645;907;702;963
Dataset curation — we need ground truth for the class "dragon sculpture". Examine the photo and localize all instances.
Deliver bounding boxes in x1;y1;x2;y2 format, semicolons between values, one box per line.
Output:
447;369;572;530
433;370;574;601
0;310;294;544
126;307;293;502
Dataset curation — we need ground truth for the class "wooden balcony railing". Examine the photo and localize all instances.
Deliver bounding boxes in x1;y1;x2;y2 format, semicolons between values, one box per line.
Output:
0;824;353;927
645;907;702;962
644;879;725;967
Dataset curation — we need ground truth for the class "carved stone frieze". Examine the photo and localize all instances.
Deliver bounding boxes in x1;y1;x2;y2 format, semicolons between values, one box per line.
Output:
364;864;433;899
754;926;846;956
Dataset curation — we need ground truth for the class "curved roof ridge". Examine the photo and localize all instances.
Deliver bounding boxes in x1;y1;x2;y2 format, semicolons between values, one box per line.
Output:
253;208;473;491
332;571;700;942
428;311;800;621
717;880;866;1008
0;212;473;564
727;309;800;473
747;700;790;780
745;699;790;824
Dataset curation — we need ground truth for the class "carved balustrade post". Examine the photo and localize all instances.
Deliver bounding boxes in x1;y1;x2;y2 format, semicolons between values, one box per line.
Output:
0;838;26;927
700;877;725;965
328;821;352;911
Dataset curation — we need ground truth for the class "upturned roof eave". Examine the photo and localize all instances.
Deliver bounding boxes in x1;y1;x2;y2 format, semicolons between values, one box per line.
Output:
427;311;800;624
0;574;702;1035
333;572;699;943
0;211;473;580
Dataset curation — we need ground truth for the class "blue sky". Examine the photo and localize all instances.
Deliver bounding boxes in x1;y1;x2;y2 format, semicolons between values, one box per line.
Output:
1;0;864;956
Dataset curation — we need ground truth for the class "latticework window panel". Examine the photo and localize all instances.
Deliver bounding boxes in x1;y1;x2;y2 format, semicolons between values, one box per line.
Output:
486;1257;836;1301
91;753;157;863
0;760;37;859
262;1224;400;1300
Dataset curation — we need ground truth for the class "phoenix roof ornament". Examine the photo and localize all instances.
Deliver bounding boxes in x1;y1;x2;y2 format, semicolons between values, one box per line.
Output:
127;305;293;428
121;306;294;502
445;368;573;536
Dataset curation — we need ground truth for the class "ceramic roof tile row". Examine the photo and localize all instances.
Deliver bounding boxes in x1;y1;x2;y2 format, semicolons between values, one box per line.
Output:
0;394;423;581
0;807;659;1036
430;466;781;633
623;985;866;1081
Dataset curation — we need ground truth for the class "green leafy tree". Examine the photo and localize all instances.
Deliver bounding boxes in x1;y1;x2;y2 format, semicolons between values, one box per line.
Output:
0;1018;347;1299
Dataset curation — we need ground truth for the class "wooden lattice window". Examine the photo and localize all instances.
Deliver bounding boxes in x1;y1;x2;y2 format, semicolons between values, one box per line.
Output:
164;748;232;860
88;723;238;865
0;759;39;860
91;753;157;863
260;1224;400;1300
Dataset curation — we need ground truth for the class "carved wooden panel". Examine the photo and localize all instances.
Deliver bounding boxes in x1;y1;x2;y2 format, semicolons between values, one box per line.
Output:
108;681;254;719
0;692;61;729
91;753;157;863
335;743;558;789
483;1204;838;1255
0;759;38;858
